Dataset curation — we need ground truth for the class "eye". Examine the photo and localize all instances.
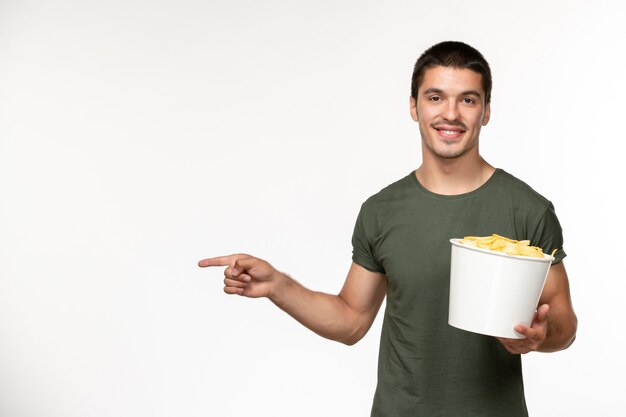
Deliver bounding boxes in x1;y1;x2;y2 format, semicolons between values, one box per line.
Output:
462;97;476;104
429;96;442;102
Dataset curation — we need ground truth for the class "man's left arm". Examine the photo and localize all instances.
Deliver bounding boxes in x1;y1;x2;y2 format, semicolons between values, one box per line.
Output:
497;261;577;354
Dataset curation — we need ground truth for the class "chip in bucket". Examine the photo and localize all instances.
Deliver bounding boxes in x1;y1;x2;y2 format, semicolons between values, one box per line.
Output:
458;234;556;258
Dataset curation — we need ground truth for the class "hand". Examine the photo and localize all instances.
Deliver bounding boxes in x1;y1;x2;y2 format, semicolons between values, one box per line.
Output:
198;254;280;298
496;304;550;354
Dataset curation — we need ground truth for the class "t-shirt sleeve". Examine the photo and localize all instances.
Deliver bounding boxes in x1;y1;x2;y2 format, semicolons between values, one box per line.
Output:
351;203;385;274
531;202;567;264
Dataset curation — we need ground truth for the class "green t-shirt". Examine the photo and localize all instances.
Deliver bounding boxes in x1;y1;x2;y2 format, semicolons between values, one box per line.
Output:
352;169;565;417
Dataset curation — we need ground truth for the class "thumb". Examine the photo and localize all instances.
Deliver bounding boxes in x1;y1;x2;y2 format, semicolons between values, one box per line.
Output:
231;256;259;276
536;304;550;322
232;256;276;282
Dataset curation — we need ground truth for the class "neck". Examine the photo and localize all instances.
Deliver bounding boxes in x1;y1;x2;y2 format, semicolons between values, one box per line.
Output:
415;153;495;195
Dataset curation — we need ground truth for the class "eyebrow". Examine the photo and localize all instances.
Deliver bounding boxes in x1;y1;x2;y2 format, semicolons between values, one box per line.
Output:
423;88;482;98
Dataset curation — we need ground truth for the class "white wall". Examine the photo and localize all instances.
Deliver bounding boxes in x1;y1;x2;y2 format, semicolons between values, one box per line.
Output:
1;0;624;416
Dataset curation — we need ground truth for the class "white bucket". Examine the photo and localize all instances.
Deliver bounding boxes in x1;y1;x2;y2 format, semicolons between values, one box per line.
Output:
448;238;554;339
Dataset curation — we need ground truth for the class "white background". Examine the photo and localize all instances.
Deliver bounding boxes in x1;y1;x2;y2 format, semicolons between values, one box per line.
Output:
1;0;624;416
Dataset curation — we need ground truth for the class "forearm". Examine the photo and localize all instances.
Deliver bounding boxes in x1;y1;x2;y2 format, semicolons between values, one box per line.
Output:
268;273;365;345
538;305;578;352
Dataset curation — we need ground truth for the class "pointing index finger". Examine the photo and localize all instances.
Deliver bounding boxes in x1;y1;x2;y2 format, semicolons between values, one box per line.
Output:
198;255;240;268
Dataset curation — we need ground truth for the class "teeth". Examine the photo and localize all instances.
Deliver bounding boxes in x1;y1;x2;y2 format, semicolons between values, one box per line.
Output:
440;129;461;135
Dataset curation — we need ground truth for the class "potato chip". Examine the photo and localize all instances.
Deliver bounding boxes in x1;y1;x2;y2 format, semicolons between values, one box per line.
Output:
459;234;548;258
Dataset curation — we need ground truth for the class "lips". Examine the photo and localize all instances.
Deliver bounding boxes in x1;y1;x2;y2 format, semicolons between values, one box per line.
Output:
435;127;465;139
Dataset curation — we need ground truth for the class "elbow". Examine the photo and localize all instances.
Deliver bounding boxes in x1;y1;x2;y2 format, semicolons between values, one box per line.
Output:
340;333;363;346
334;296;380;346
313;316;366;346
566;334;577;349
338;321;368;346
563;310;578;348
549;311;578;352
558;331;577;352
340;335;362;346
565;313;578;349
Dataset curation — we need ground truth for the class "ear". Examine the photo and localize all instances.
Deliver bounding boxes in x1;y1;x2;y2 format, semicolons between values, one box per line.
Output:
410;96;418;122
482;102;491;126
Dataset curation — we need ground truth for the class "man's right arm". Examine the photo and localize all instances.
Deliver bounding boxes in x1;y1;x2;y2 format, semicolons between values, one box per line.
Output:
198;255;387;345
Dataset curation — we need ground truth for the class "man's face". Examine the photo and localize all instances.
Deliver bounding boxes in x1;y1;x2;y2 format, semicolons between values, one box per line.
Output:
410;66;490;160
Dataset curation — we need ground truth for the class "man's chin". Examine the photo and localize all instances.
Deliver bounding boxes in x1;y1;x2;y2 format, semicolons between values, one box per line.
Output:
432;146;466;160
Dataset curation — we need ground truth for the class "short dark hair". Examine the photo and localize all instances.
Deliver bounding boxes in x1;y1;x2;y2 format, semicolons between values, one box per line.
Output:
410;41;492;103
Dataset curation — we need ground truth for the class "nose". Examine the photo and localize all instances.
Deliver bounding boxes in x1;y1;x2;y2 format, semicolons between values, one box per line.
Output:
443;101;460;121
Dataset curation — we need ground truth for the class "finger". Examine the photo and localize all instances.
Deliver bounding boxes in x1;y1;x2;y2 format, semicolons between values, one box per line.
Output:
198;254;249;268
224;277;248;288
497;335;535;353
513;324;533;339
224;266;233;279
516;326;541;343
224;285;244;295
515;310;549;343
223;265;251;282
231;256;259;276
496;338;518;354
238;274;251;282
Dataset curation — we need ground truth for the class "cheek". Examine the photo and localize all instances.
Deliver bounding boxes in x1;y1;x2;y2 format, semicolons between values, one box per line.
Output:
417;106;436;122
467;111;486;127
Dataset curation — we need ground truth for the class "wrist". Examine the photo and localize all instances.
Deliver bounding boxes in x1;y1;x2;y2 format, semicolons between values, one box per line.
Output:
267;270;288;302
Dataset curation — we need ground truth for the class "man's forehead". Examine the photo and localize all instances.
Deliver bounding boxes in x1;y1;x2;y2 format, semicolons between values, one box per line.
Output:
420;66;484;92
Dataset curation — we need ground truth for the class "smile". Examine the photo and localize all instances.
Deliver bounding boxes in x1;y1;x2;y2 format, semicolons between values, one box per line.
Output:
436;128;465;138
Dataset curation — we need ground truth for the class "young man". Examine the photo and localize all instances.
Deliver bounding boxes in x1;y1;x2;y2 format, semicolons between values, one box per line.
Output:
199;41;577;416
